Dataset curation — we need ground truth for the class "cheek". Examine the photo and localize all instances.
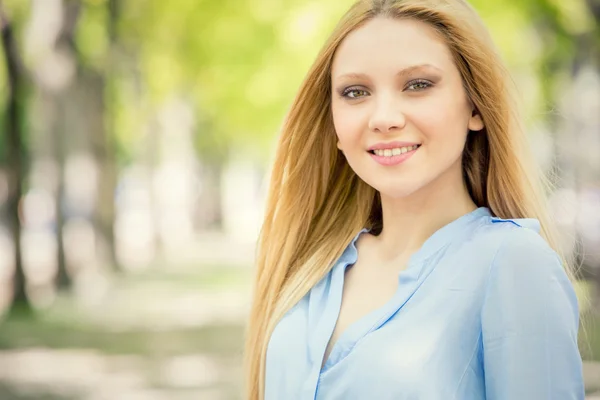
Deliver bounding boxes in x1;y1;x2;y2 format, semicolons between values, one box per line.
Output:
332;104;366;147
413;96;470;146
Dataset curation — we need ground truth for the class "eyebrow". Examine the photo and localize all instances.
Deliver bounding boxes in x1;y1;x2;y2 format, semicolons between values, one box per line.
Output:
334;63;443;81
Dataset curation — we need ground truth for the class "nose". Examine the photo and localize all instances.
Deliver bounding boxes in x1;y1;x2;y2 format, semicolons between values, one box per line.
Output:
368;97;406;133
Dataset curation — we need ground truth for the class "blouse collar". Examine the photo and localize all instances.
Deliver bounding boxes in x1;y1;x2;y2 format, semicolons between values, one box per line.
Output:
338;206;493;280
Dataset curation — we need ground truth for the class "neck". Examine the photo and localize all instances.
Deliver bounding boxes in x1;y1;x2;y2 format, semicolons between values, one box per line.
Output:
374;166;477;263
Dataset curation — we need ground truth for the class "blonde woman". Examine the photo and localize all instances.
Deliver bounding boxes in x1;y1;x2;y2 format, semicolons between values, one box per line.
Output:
244;0;584;398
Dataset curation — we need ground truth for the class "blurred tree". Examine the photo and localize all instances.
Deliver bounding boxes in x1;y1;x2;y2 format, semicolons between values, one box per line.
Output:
0;0;31;314
99;0;120;270
57;0;122;272
77;0;121;271
50;0;81;289
115;0;355;229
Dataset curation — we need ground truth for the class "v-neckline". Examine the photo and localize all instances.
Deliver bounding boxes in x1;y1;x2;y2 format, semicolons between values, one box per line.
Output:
319;229;408;373
317;207;491;373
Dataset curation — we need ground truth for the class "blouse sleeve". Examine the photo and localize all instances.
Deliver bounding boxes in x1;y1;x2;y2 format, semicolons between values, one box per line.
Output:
481;227;584;400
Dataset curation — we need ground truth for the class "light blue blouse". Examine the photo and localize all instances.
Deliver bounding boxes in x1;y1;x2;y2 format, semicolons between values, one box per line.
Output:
265;207;584;399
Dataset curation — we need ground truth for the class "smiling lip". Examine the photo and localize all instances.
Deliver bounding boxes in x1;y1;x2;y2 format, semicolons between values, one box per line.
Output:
369;145;420;166
368;141;421;151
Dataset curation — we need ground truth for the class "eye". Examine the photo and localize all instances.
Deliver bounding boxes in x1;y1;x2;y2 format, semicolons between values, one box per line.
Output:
341;87;369;99
405;79;433;91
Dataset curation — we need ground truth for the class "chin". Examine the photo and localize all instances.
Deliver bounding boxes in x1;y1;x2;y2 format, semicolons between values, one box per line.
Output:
363;179;423;199
362;171;437;200
376;186;422;200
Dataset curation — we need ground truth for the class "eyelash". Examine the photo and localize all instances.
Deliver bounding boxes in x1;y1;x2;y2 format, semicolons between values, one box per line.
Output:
406;79;433;91
340;79;433;99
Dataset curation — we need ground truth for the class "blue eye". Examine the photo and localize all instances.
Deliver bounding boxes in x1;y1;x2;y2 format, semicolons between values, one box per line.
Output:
406;79;433;91
341;87;369;99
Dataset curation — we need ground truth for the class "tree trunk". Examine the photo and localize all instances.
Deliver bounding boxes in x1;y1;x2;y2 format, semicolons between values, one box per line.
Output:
90;0;120;271
88;69;120;271
198;160;224;230
50;0;84;289
53;90;69;289
1;1;31;314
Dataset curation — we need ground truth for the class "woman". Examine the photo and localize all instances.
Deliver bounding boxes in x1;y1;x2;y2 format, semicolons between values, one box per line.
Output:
244;0;585;399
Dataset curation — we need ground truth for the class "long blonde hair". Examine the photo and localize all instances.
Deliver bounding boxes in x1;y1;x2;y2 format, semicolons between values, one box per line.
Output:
244;0;580;398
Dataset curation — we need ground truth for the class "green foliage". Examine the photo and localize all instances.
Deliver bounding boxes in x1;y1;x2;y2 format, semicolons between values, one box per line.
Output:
112;0;358;158
0;0;29;165
3;0;30;24
76;0;110;71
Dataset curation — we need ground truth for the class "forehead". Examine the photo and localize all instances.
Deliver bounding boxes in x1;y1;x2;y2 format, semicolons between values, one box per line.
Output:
331;17;456;79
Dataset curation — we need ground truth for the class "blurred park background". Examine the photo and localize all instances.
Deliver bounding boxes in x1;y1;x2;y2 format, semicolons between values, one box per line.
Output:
0;0;599;399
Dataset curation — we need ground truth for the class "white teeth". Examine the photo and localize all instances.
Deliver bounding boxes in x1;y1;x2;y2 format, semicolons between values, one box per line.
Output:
373;145;419;157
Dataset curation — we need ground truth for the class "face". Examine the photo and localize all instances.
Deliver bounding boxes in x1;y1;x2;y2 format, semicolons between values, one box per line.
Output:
330;17;484;200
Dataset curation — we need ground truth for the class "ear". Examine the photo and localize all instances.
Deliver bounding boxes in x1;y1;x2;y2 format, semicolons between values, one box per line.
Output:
336;140;343;150
468;107;484;132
